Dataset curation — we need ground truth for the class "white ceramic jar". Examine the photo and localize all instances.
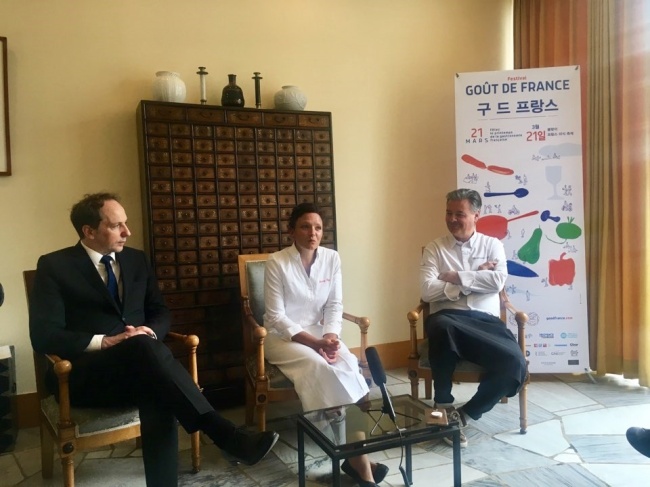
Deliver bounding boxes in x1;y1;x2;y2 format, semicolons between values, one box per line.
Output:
152;71;187;103
274;85;307;111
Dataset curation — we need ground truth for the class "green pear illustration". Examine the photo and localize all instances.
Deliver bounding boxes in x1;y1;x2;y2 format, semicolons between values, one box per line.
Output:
518;227;543;264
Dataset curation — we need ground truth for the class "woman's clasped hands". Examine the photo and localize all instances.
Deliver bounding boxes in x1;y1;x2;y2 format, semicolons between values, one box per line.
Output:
318;334;341;363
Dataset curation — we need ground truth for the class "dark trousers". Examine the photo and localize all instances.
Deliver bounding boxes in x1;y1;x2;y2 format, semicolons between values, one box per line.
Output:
425;309;526;421
48;335;235;487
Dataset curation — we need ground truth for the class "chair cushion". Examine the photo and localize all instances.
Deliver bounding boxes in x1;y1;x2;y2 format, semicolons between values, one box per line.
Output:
244;355;294;390
417;339;486;373
246;260;267;325
244;258;294;389
41;396;140;438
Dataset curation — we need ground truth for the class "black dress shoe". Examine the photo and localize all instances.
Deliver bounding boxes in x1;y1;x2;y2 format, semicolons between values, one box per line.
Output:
222;429;279;466
341;459;381;486
627;427;650;458
372;462;389;483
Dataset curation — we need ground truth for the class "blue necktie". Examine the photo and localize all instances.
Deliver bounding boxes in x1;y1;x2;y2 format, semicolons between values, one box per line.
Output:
100;255;120;306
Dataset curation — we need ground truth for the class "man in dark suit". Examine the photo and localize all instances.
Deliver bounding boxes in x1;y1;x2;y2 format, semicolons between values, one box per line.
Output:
29;192;278;487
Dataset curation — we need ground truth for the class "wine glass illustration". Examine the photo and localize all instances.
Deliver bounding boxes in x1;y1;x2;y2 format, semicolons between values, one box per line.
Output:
545;165;563;200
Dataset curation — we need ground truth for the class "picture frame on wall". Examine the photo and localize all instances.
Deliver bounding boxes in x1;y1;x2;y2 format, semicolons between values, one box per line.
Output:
1;36;11;176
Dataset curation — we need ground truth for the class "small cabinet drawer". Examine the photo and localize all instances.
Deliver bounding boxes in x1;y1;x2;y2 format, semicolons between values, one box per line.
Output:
176;209;195;221
170;124;191;136
149;167;171;178
175;223;197;235
261;234;279;245
187;108;226;123
199;223;218;234
220;222;239;234
173;181;194;194
146;123;169;136
241;221;259;232
178;265;199;277
264;113;297;126
200;250;219;262
151;195;174;207
298;114;330;127
172;139;191;151
156;266;176;278
200;263;220;276
227;111;262;125
152;209;173;221
198;209;218;220
164;292;196;309
155;251;175;265
178;251;198;263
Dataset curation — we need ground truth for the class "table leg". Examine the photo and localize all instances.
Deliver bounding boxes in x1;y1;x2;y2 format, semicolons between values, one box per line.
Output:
332;458;341;487
453;429;461;487
405;443;413;485
298;422;305;487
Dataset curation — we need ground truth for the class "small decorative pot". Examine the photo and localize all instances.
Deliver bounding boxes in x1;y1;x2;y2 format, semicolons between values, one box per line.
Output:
221;74;245;107
152;71;186;103
274;85;307;111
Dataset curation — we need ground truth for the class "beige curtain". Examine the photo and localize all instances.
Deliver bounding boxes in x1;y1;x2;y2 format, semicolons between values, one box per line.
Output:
514;0;650;384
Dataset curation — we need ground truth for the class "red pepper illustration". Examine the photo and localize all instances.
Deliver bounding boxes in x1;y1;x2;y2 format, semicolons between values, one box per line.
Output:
548;253;575;286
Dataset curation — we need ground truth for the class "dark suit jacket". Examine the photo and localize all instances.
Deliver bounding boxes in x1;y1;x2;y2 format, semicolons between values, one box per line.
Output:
29;243;170;359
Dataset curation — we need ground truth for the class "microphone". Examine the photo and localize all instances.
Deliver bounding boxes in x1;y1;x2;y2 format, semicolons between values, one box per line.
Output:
365;347;396;422
366;347;412;486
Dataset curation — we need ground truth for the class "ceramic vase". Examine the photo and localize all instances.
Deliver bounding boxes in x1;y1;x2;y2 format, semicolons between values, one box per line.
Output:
152;71;186;103
221;74;245;107
274;85;307;111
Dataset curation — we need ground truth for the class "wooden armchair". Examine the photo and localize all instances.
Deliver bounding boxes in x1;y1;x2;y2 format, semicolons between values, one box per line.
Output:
238;253;371;432
23;270;201;487
407;289;530;434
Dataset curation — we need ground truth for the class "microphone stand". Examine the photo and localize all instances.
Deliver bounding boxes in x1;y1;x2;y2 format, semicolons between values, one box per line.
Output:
366;384;420;436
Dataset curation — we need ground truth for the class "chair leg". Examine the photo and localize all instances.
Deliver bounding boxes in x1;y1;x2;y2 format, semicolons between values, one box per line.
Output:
408;369;419;399
519;382;528;434
256;404;267;432
424;377;432;400
40;421;54;479
61;454;74;487
245;384;255;426
190;431;201;473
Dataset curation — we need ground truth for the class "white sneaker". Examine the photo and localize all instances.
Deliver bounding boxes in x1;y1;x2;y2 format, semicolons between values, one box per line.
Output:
443;407;468;448
443;431;468;448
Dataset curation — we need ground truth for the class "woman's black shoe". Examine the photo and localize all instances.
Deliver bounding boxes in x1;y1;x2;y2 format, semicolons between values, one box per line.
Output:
372;462;389;483
341;459;384;486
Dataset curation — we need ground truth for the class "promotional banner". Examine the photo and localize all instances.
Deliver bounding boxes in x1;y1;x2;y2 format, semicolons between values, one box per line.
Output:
455;66;589;373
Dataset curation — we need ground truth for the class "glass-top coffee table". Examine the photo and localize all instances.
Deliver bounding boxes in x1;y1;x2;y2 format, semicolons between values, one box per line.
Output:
297;394;461;486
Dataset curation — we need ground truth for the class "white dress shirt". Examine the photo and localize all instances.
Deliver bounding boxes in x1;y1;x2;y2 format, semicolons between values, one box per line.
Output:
264;244;343;340
420;232;507;317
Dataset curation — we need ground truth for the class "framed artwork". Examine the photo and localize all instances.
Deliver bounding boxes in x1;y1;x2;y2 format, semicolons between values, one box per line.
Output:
1;37;10;176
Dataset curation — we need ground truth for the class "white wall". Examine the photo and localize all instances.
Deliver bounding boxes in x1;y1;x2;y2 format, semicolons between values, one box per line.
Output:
0;0;513;393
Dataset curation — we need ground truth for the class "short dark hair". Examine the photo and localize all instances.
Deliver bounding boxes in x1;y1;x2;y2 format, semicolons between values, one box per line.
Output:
446;188;482;213
288;202;323;230
70;192;120;239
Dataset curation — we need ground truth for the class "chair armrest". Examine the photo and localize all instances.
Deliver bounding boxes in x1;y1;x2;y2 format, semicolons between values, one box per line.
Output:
242;298;268;380
407;302;426;359
49;354;73;427
342;312;370;369
167;332;200;387
499;290;528;353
